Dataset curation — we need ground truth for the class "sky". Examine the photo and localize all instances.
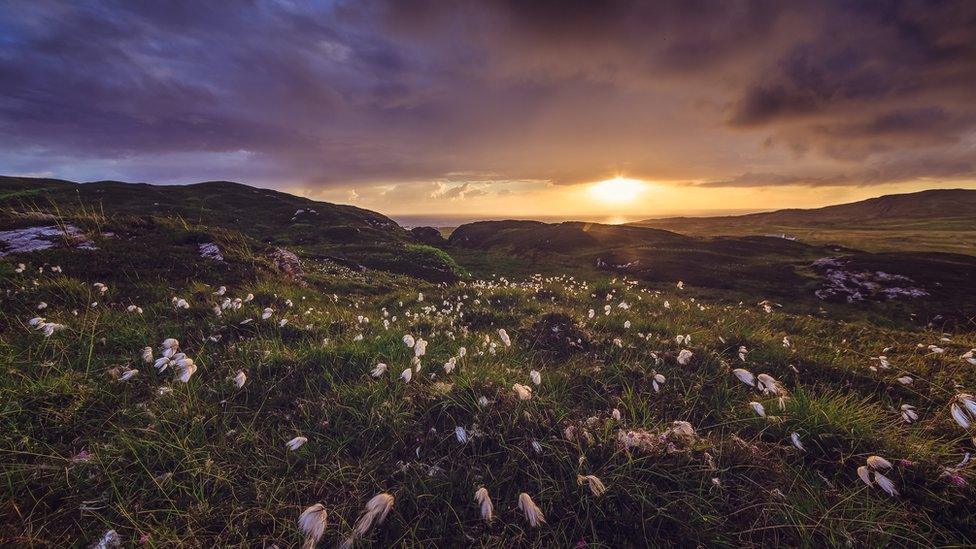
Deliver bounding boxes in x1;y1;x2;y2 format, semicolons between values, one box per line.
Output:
1;0;975;218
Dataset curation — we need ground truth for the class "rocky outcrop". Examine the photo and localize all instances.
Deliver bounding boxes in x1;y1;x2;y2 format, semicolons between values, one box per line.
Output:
269;247;302;278
812;257;928;302
410;226;447;247
0;224;95;256
198;242;224;261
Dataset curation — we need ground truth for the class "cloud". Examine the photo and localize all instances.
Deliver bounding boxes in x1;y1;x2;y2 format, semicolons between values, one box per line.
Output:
726;1;976;166
0;0;973;197
697;172;852;188
698;157;976;188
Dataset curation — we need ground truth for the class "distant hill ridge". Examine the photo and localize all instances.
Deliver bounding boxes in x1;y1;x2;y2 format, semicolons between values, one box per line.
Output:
636;188;976;225
0;175;402;239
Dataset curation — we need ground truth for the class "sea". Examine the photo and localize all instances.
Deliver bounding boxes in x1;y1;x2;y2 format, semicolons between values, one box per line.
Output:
390;210;760;229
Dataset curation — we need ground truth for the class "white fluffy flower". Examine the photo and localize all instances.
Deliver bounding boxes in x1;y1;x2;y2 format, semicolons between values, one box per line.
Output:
297;503;328;549
529;370;542;386
512;383;533;400
950;394;976;429
900;404;918;423
866;455;892;470
414;338;428;357
857;465;872;486
874;472;899;496
652;373;666;393
677;349;693;366
749;401;766;417
286;436;308;451
577;474;607;497
175;359;197;383
790;432;804;451
517;493;546;527
859;455;899;496
732;368;755;387
474;487;493;523
339;493;395;549
234;371;247;388
154;356;171;372
756;374;783;395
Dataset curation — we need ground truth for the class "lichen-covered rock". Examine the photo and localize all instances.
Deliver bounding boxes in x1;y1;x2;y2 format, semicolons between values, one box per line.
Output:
269;247;302;278
198;242;224;261
0;224;95;256
812;257;928;302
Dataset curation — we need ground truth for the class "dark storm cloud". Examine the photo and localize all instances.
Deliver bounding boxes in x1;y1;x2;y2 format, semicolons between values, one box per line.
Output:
727;0;976;168
0;0;973;190
700;157;975;188
697;172;852;188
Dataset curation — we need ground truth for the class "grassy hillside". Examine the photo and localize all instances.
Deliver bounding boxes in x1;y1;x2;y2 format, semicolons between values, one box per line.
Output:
0;176;463;282
447;220;976;328
632;189;976;255
2;181;976;546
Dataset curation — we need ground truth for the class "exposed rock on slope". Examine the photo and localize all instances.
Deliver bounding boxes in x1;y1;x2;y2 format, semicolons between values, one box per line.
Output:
812;257;929;302
0;225;95;255
270;247;302;279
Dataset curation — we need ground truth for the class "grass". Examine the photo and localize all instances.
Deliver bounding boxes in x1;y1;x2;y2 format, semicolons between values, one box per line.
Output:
2;184;976;546
635;217;976;256
3;240;976;546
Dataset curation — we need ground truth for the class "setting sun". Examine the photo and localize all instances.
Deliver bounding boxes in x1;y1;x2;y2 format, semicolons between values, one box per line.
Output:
589;177;646;204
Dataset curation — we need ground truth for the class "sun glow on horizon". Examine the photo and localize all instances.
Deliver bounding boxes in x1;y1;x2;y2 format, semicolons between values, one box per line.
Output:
589;177;647;204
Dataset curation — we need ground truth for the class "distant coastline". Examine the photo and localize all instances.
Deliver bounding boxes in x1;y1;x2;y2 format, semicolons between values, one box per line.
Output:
391;209;764;228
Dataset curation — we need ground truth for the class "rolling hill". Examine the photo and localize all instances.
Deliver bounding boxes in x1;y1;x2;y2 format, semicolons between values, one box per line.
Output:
448;219;976;325
631;189;976;255
3;177;976;547
0;176;463;282
4;176;975;323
